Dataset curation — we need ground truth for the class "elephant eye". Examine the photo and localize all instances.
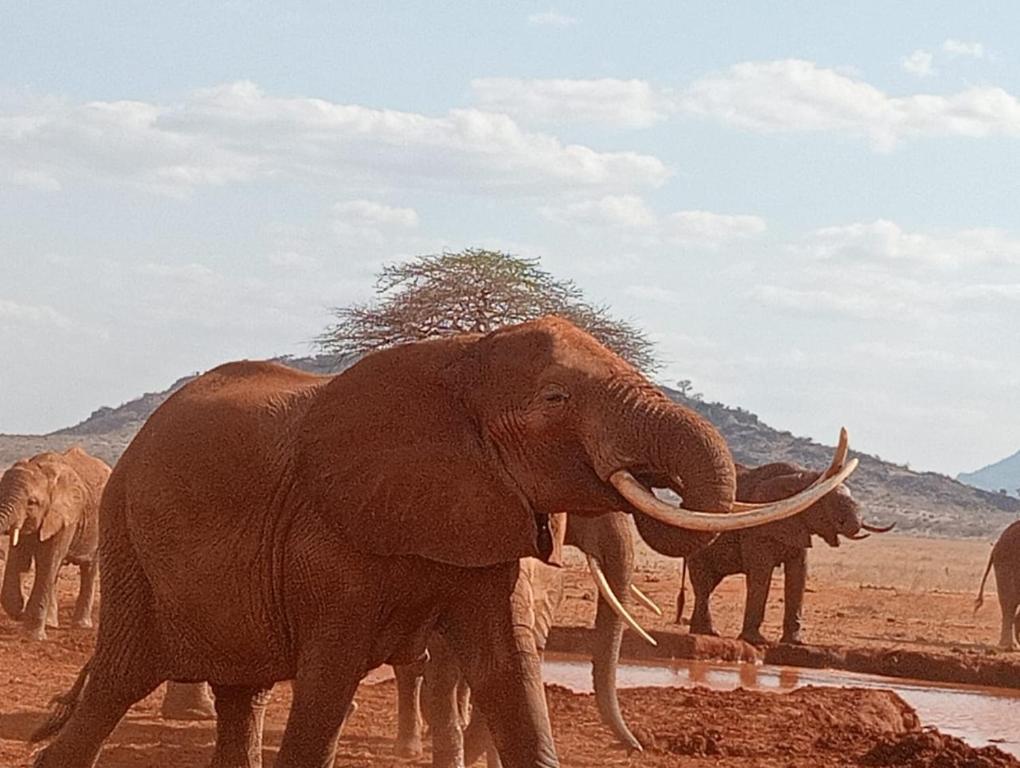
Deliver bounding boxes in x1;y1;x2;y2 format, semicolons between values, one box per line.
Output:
544;392;569;403
27;497;39;506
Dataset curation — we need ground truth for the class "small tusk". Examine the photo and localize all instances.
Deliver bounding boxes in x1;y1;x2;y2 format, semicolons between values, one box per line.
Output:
11;527;20;548
862;522;896;533
587;556;657;647
847;532;870;540
732;428;851;512
612;458;859;532
629;584;663;616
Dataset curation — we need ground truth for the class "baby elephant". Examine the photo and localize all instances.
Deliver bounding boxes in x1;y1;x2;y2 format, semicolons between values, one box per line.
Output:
682;461;892;646
975;520;1020;651
0;447;110;640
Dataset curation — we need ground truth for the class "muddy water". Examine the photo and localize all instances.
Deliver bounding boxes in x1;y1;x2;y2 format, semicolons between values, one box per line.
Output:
543;653;1020;757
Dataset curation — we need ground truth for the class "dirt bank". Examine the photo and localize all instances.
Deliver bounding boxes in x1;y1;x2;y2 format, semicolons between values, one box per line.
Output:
5;677;1016;768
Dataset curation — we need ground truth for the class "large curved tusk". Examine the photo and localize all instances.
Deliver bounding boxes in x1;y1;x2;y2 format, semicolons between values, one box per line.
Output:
629;584;663;617
587;556;657;647
862;521;896;533
847;532;870;540
825;427;850;481
10;527;20;548
731;428;851;512
612;458;859;532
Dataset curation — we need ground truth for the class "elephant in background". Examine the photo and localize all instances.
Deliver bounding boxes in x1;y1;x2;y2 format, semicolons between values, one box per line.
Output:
31;317;854;768
975;520;1020;650
681;459;892;646
393;512;654;767
0;448;109;640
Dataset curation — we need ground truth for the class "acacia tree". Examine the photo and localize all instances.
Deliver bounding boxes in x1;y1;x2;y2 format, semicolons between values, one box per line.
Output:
317;248;659;373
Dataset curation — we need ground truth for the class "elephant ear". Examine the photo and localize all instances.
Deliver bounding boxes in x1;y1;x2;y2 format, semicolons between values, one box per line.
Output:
297;337;543;568
737;469;818;550
39;460;86;542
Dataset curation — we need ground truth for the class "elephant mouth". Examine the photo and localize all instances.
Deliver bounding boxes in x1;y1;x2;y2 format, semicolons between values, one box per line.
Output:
608;428;860;534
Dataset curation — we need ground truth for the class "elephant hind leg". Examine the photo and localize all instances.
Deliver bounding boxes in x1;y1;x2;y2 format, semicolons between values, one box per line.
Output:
33;517;168;765
31;657;164;768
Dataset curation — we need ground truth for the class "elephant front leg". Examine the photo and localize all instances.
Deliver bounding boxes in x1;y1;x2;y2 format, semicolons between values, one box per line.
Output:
442;565;559;768
779;551;807;645
24;546;62;640
209;684;272;768
738;564;774;647
687;566;721;637
72;560;98;629
0;545;30;620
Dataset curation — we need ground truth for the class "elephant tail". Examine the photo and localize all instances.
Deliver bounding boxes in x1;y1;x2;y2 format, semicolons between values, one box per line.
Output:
30;657;92;742
974;547;995;614
674;558;687;624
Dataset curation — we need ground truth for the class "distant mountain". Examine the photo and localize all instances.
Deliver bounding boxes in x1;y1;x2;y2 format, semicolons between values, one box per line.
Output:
2;355;1017;539
958;450;1020;499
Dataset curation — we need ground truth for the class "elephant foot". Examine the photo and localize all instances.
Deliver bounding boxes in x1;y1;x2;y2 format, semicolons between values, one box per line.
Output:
737;630;770;647
161;682;216;721
779;632;803;646
72;616;93;629
24;625;48;641
393;736;422;759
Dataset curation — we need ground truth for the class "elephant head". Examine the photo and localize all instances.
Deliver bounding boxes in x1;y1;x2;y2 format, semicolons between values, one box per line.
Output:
736;461;892;548
0;452;87;547
300;316;856;568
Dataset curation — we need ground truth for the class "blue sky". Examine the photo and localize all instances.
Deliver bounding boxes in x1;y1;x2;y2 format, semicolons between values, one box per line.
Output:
2;2;1018;476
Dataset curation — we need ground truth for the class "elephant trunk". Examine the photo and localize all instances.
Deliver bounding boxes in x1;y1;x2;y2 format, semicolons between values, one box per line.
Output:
591;555;642;750
606;395;735;558
0;501;22;543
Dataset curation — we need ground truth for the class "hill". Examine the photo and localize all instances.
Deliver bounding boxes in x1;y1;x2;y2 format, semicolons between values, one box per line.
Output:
1;355;1016;539
958;450;1020;499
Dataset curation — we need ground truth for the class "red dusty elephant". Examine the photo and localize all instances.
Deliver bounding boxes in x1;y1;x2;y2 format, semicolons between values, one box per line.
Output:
680;451;892;646
0;448;108;640
30;317;854;768
975;519;1020;650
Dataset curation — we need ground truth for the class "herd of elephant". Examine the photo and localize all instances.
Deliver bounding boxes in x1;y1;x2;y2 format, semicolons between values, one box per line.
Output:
0;316;1011;768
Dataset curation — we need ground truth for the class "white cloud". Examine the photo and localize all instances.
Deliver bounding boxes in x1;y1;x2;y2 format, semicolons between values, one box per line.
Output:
902;50;935;77
267;251;319;269
470;78;669;128
332;199;420;243
540;197;766;248
800;219;1020;267
540;194;656;230
334;200;419;229
665;210;767;246
943;39;985;58
851;341;1000;373
682;59;1020;150
527;10;578;27
0;81;669;196
0;298;74;330
8;169;62;191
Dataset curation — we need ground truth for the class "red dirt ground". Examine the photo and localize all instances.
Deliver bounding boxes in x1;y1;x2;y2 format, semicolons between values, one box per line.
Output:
2;534;1017;767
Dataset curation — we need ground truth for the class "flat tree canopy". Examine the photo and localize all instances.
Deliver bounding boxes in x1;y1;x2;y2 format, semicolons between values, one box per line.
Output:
317;248;659;373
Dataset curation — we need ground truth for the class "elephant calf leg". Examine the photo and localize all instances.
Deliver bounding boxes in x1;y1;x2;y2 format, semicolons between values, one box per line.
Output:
425;634;467;768
72;561;98;629
23;557;60;640
393;663;425;759
161;681;216;720
210;684;272;768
